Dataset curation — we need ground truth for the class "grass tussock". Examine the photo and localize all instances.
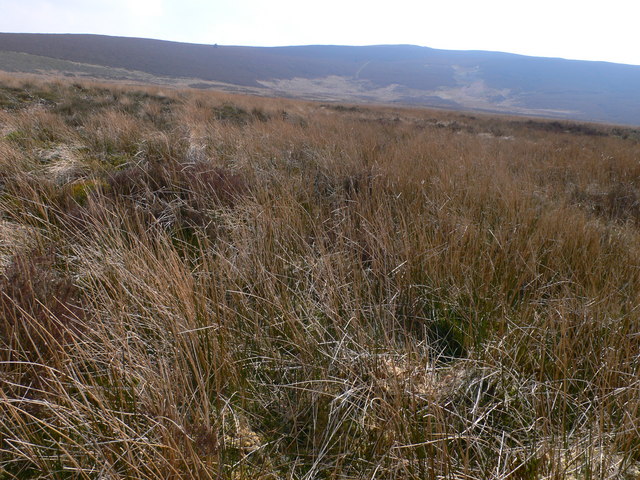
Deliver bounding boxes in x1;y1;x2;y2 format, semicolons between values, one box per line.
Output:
1;75;640;479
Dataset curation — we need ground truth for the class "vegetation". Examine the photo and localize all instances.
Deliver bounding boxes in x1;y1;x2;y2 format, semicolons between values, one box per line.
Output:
4;33;640;125
1;74;639;479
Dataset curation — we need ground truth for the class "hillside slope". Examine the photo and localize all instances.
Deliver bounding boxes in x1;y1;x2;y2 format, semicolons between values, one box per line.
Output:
1;76;640;479
1;33;639;125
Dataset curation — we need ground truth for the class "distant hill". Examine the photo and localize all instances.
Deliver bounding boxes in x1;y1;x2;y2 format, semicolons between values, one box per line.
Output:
1;33;639;125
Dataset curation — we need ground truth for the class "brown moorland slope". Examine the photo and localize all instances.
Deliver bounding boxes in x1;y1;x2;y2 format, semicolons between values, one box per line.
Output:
1;33;640;125
1;74;640;479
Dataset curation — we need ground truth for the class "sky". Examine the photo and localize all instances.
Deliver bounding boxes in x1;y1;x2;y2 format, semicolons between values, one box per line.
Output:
1;0;639;66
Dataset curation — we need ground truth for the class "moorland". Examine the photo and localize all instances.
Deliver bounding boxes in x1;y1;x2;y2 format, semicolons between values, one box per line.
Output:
1;75;639;479
2;33;640;125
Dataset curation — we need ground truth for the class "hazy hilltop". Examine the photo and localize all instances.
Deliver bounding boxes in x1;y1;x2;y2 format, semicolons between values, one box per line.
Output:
0;33;639;123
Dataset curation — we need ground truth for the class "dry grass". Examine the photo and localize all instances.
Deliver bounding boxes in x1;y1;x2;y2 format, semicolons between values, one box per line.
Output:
1;75;639;479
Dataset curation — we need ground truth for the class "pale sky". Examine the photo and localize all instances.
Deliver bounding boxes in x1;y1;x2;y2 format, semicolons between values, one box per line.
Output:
1;0;639;66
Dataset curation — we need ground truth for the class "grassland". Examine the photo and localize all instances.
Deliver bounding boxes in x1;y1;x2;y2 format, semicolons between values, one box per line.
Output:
0;74;639;479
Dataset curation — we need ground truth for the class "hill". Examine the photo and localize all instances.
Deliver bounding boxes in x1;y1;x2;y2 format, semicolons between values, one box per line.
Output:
1;33;640;125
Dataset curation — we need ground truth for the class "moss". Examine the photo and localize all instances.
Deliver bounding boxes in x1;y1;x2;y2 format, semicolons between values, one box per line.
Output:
4;130;26;143
66;179;106;206
106;153;131;168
